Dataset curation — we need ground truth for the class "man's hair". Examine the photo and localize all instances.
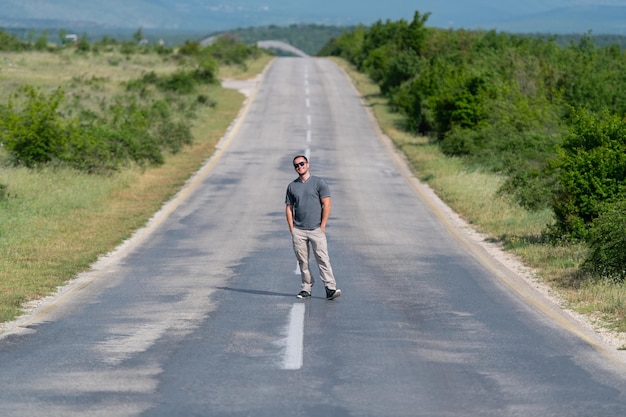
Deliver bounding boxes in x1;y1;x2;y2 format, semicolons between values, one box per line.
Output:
293;155;308;163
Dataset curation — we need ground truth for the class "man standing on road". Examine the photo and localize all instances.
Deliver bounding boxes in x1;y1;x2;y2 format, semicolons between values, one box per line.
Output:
285;155;341;300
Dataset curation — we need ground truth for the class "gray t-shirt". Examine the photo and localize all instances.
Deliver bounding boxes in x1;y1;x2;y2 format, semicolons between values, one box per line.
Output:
285;175;330;230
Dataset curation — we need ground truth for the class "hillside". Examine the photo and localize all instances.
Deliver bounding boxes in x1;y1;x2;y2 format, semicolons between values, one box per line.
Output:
214;25;353;56
484;5;626;34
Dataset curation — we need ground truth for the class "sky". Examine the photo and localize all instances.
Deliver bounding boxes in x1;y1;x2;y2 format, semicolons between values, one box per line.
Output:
2;0;626;34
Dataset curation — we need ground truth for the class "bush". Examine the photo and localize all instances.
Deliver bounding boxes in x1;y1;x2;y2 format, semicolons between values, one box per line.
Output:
154;119;193;153
105;101;165;166
0;86;76;167
178;40;201;56
127;62;216;96
583;199;626;282
0;84;195;174
499;163;557;211
158;70;196;94
193;53;219;84
0;30;28;51
551;109;626;239
207;35;255;67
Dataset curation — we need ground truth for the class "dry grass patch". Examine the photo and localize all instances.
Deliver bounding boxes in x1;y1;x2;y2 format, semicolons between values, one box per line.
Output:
0;50;177;100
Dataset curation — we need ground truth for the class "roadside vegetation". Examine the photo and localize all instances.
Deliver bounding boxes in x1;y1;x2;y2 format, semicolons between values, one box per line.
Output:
0;29;272;323
320;13;626;338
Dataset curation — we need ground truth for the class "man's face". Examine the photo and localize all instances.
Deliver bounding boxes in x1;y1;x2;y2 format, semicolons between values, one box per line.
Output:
293;158;308;174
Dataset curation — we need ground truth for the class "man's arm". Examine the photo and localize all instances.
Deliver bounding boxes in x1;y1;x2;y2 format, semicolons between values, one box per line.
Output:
320;196;331;232
285;204;294;233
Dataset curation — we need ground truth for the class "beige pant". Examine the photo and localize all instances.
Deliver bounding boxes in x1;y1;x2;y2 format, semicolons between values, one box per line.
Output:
291;227;337;292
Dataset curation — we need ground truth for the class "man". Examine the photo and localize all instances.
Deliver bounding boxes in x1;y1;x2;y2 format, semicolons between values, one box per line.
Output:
285;155;341;300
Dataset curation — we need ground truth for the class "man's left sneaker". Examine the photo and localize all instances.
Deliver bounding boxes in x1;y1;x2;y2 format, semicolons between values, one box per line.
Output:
325;288;341;300
296;290;311;299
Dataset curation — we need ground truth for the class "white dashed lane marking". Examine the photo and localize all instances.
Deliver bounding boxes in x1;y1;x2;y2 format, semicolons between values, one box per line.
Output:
283;303;305;370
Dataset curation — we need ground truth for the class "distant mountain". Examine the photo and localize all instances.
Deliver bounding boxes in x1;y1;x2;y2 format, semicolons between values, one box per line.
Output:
0;0;415;32
1;0;625;35
486;5;626;34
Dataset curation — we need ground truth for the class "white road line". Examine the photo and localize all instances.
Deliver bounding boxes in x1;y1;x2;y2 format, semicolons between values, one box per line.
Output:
283;303;305;370
305;98;310;108
307;115;311;126
306;130;311;143
305;148;310;159
294;261;300;274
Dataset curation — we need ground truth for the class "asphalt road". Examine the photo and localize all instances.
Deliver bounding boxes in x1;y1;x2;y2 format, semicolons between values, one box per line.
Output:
2;57;626;417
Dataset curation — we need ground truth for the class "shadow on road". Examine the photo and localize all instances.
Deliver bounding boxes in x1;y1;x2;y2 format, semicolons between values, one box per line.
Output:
216;286;294;298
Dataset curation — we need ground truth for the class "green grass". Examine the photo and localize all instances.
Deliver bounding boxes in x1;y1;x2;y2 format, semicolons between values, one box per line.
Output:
334;57;626;339
0;166;125;319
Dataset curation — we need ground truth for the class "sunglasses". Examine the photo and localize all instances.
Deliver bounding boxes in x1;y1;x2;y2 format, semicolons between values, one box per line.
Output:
293;161;307;168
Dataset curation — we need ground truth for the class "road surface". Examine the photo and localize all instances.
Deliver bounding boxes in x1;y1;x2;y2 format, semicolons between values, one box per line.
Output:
2;57;626;417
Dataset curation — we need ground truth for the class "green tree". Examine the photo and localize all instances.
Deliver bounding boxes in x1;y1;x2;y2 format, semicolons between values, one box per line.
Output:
76;33;90;52
34;30;49;51
133;27;144;43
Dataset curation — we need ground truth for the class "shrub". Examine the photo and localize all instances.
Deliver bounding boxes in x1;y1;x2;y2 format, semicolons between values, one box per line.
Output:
144;99;193;154
64;123;119;173
433;76;489;142
105;101;164;167
380;50;421;95
34;30;49;51
178;40;201;56
499;164;557;211
158;70;196;94
0;84;194;174
0;86;76;167
207;35;253;66
583;199;626;282
191;52;219;85
154;119;193;154
0;29;28;51
391;78;427;133
76;34;90;53
551;109;626;239
120;42;137;55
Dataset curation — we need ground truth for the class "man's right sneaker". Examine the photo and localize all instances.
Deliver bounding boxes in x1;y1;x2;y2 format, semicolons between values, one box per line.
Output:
296;291;311;299
325;288;342;300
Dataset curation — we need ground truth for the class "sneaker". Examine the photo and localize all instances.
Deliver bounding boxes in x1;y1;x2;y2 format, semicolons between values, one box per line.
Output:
296;291;311;299
325;288;341;300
